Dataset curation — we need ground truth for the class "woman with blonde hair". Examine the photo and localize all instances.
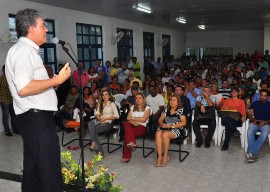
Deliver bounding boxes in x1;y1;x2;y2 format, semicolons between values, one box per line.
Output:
155;95;186;167
121;92;151;162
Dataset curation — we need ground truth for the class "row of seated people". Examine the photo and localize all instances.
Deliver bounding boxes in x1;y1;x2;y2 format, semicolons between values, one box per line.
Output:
55;78;270;164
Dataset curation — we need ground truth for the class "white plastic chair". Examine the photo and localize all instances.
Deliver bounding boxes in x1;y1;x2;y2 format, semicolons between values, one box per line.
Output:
191;109;219;145
218;117;246;148
113;94;125;104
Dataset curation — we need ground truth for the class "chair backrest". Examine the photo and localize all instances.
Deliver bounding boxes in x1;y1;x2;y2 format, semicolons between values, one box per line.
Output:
114;94;125;104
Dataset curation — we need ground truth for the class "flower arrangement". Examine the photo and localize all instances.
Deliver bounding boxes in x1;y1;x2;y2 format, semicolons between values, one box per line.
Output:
61;151;123;192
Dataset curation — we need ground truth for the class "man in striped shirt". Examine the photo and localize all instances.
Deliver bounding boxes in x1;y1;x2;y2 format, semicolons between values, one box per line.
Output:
219;80;231;100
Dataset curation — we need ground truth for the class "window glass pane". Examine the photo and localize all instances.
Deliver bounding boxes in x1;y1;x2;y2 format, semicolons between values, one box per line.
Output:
76;25;81;34
84;62;90;71
91;48;97;60
47;48;55;62
82;26;89;34
96;27;101;35
90;27;95;35
129;39;132;46
98;48;102;59
97;37;101;44
91;61;96;67
45;22;53;32
90;37;96;44
129;48;133;57
77;48;82;60
9;17;18;42
46;34;53;43
77;35;82;44
83;36;89;44
84;48;90;60
38;48;45;62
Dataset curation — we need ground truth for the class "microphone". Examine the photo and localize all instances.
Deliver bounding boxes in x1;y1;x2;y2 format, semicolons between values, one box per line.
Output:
52;37;68;46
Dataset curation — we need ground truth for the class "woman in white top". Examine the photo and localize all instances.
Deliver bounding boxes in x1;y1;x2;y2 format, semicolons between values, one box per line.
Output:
121;93;151;162
88;90;119;156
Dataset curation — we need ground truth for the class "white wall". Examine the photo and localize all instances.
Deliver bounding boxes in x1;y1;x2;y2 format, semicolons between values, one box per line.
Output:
264;26;270;52
0;0;185;132
185;30;264;56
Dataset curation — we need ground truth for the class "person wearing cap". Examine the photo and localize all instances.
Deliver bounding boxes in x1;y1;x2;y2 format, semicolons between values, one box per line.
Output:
220;87;246;151
129;70;143;89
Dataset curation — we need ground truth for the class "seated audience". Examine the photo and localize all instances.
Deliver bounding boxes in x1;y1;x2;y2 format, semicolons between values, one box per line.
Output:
109;76;121;95
246;89;270;163
155;96;186;167
146;85;165;140
90;81;100;100
121;78;131;95
121;93;151;162
220;87;246;151
88;90;119;156
87;66;98;86
211;83;224;109
192;86;216;148
72;61;89;88
163;84;174;105
55;85;79;132
184;80;201;109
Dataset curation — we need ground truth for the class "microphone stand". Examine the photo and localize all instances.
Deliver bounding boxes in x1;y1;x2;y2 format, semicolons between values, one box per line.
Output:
61;45;86;191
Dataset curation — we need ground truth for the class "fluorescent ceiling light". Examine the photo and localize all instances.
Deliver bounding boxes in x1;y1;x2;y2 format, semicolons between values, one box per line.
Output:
198;25;205;30
176;17;186;24
135;3;152;13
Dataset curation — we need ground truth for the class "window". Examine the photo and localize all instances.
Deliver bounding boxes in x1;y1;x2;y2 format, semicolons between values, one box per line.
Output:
76;23;103;70
186;47;233;59
143;32;154;62
162;34;171;58
8;14;57;73
117;28;133;64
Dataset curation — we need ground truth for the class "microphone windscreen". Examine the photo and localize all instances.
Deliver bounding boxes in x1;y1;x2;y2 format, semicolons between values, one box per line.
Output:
51;37;59;44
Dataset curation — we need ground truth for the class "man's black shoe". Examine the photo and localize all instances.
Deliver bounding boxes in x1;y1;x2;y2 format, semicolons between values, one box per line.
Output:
13;130;20;134
5;132;13;136
196;141;202;148
221;144;229;151
205;142;210;148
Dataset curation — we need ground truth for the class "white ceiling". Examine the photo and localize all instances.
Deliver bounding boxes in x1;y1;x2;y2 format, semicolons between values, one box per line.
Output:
27;0;270;32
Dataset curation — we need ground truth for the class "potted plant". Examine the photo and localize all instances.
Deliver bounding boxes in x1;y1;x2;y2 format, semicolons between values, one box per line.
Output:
61;151;122;192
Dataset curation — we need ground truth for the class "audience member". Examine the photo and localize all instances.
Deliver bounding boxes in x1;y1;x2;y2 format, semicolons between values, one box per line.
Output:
220;87;246;151
0;65;18;136
155;96;186;167
121;93;151;162
146;85;165;140
88;90;119;156
246;89;270;163
192;86;216;148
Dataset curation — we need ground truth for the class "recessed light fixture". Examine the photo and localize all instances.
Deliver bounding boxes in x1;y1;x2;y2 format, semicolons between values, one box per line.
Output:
176;17;186;24
198;25;205;30
135;3;152;13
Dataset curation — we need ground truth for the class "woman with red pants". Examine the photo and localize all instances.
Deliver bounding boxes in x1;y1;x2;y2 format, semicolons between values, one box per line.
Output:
121;92;151;162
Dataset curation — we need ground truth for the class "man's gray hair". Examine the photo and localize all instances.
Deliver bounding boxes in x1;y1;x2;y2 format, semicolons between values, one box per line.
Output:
15;8;45;38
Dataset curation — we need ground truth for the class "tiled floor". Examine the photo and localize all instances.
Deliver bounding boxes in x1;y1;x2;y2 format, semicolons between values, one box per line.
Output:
1;131;270;192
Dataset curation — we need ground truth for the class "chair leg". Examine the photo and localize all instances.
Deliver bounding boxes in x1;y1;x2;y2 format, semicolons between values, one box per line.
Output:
168;141;189;162
135;137;155;158
61;130;91;148
101;136;122;153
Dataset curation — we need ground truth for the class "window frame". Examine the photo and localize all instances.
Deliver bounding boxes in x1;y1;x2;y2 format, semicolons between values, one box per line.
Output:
76;23;103;70
143;32;155;62
117;28;133;64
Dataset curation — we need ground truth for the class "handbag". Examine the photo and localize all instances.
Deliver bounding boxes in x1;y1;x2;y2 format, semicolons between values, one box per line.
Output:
218;110;242;122
194;106;215;120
